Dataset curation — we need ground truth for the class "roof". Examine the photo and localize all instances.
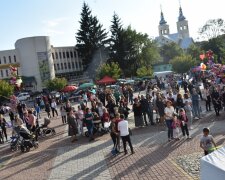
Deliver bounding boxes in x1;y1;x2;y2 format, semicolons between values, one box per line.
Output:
180;37;194;49
97;76;116;85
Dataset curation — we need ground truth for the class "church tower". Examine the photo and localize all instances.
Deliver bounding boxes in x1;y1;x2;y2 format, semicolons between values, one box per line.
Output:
158;9;170;36
176;5;189;38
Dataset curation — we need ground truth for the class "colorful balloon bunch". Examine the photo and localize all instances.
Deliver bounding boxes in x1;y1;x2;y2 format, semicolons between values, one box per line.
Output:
9;65;22;89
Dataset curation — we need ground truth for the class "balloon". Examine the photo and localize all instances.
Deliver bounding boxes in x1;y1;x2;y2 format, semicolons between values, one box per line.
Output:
199;54;205;60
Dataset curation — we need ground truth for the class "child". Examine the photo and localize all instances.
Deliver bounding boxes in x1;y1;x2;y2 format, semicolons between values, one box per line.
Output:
60;104;67;124
200;128;217;155
172;115;180;140
184;101;193;130
179;108;191;139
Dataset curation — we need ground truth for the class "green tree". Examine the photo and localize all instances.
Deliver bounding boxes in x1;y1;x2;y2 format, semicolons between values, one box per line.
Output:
170;54;196;74
76;2;108;68
0;80;14;102
186;44;202;59
160;42;183;62
45;78;67;91
136;66;153;78
97;62;121;79
199;18;225;40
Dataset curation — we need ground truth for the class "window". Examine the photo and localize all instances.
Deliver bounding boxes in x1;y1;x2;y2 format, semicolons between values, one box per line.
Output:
0;58;1;64
59;52;62;59
3;56;6;63
54;64;56;71
9;56;11;63
75;62;78;69
14;55;16;62
6;69;8;76
55;52;58;59
184;25;188;30
57;63;60;70
0;70;3;77
74;51;77;58
66;52;69;58
72;62;75;69
64;63;67;69
180;26;183;30
68;62;71;69
52;53;55;59
61;63;64;70
79;62;82;68
70;51;73;58
63;52;65;58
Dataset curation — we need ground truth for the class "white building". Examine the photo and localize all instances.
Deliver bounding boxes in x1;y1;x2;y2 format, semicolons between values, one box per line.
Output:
155;6;194;49
0;36;83;91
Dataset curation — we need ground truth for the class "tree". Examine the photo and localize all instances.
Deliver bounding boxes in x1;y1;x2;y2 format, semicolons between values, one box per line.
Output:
170;54;196;74
96;62;121;79
45;78;67;91
160;42;183;62
0;80;14;102
76;2;108;68
136;66;153;78
199;18;225;40
186;44;202;59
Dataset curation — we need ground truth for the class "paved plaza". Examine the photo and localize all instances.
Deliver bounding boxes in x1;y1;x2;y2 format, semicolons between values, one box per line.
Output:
0;108;224;180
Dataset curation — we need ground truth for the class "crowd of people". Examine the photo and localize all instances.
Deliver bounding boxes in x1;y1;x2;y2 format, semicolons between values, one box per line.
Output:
0;71;224;156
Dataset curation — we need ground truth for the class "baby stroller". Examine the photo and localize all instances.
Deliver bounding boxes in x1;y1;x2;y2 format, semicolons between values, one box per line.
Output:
10;127;22;151
38;118;56;137
84;120;109;137
19;125;39;152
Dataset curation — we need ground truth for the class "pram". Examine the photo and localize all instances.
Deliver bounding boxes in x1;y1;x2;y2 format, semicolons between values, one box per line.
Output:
10;127;22;151
38;118;56;137
84;120;110;137
18;125;39;152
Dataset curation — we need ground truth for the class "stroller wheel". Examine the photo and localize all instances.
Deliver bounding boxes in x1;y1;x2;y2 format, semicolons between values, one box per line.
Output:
21;146;25;153
26;147;30;152
51;129;56;135
85;131;89;137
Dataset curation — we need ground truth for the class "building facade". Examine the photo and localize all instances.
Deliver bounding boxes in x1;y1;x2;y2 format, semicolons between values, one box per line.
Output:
0;36;83;91
155;6;194;49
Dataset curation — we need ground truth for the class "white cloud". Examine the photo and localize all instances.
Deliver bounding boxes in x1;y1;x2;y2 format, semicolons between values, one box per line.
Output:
42;17;69;36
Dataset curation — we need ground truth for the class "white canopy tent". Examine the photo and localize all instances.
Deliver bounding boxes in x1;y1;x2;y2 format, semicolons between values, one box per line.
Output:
200;146;225;180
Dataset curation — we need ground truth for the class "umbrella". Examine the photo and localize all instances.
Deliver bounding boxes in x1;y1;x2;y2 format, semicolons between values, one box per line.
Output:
78;83;95;90
62;85;77;92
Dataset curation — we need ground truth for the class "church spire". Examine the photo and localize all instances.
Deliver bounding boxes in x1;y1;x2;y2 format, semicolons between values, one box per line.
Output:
159;6;167;25
178;3;186;21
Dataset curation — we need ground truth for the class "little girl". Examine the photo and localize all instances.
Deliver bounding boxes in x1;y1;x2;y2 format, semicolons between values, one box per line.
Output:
179;108;191;139
172;115;180;140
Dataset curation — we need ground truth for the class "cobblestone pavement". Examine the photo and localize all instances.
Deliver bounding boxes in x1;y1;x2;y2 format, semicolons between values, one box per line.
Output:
0;107;224;180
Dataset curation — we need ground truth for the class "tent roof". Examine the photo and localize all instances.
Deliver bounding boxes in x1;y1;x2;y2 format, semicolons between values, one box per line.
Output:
97;76;116;85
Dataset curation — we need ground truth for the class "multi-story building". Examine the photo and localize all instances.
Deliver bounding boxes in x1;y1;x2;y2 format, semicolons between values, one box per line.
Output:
0;36;83;91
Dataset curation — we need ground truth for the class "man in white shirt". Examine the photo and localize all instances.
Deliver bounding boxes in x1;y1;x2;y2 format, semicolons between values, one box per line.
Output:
51;99;58;117
118;114;134;155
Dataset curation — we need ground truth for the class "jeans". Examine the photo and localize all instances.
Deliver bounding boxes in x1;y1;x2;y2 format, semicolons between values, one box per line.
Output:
192;100;200;118
206;96;211;111
142;112;148;126
165;119;173;139
121;135;134;153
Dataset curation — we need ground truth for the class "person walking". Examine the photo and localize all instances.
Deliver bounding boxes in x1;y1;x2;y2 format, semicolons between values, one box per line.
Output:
45;102;51;118
76;106;84;135
118;114;134;155
191;88;201;119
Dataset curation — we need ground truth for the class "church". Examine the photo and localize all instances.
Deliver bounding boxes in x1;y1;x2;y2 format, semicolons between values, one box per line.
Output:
155;5;194;49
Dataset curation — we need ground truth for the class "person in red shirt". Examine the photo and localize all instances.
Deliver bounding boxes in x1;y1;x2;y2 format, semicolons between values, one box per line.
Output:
102;108;110;124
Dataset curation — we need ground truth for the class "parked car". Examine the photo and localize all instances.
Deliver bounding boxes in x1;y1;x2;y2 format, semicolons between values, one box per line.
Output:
17;92;30;101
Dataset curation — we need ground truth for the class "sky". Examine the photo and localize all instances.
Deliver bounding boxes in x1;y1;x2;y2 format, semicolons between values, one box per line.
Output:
0;0;225;50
